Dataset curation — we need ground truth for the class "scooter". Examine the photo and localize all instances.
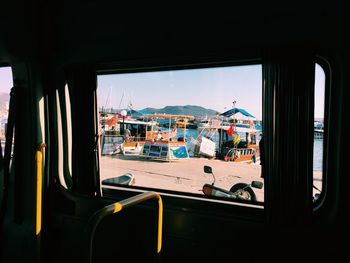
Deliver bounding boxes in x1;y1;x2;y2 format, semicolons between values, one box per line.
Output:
202;165;263;201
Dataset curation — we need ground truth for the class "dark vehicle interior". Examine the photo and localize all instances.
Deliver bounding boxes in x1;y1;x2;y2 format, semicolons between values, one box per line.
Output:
1;1;349;262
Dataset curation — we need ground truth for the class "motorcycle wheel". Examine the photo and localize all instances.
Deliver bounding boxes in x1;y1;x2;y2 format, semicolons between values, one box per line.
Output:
229;183;257;201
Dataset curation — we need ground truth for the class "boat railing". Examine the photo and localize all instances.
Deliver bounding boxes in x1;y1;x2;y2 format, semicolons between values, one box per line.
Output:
314;129;324;140
232;148;256;156
126;136;147;142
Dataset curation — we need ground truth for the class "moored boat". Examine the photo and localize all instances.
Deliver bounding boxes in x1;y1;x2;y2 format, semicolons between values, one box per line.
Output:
192;105;259;163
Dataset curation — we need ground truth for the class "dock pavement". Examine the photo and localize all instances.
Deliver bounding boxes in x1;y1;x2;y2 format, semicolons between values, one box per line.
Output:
100;155;323;203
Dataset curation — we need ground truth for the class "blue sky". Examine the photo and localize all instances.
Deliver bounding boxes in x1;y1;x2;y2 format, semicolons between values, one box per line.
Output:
314;63;325;119
98;64;325;120
1;64;325;120
98;65;263;119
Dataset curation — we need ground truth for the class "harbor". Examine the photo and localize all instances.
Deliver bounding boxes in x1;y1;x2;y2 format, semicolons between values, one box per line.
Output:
99;105;265;202
97;68;324;196
99;108;324;203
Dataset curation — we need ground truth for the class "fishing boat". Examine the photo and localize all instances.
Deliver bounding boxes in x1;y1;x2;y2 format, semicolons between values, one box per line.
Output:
101;118;151;155
176;119;187;128
101;113;191;160
138;114;192;161
191;105;259;162
217;123;258;162
218;107;258;162
196;117;221;131
119;119;156;155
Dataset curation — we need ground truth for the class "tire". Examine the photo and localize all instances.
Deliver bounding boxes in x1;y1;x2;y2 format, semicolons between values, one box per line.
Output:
229;183;257;201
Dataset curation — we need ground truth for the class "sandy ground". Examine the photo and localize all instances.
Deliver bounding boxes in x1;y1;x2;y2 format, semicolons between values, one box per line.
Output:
101;155;265;201
100;155;323;203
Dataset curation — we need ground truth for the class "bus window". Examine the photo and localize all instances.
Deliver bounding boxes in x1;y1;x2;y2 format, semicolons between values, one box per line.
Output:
97;64;264;205
0;66;13;156
0;66;13;206
313;63;326;203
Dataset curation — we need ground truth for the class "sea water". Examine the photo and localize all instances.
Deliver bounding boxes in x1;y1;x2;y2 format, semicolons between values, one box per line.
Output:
313;139;323;171
176;128;323;172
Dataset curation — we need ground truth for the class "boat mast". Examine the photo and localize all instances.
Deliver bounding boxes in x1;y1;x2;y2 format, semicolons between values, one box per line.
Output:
232;100;236;124
104;86;112;113
118;91;124;110
232;100;237;149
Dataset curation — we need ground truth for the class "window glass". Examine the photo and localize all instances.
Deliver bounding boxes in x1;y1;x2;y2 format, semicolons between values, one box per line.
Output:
0;66;13;207
56;90;66;188
0;66;13;155
65;84;72;175
313;64;325;202
98;64;264;203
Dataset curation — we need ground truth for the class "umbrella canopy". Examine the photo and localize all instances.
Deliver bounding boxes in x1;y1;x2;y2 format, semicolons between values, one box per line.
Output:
220;107;255;119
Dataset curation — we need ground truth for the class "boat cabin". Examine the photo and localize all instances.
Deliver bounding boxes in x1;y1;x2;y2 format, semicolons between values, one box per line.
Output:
217;124;258;162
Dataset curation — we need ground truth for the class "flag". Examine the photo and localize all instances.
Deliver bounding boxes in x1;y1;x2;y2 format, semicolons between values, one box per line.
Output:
232;132;240;145
226;123;235;137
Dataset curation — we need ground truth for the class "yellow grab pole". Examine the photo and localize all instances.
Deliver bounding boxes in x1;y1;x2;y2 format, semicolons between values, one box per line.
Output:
36;143;46;236
112;192;163;253
157;197;163;253
86;191;163;263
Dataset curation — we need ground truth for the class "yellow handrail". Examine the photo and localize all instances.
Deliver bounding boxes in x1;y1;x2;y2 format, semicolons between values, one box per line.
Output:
86;191;163;262
35;143;46;236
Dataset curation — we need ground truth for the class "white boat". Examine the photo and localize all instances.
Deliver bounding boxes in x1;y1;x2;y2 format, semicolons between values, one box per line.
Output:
196;117;223;131
101;114;191;160
192;106;259;162
138;113;191;160
118;118;178;155
101;117;175;155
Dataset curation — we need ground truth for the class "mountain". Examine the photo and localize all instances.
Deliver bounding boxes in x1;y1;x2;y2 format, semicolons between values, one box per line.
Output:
139;105;219;117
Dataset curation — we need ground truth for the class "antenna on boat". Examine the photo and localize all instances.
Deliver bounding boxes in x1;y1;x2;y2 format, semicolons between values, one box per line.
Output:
128;100;134;110
232;100;236;123
104;86;112;113
232;100;236;109
118;91;124;110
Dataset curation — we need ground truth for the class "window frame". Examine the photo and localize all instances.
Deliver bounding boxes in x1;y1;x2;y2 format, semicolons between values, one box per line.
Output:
55;54;331;217
312;56;331;211
0;64;13;222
